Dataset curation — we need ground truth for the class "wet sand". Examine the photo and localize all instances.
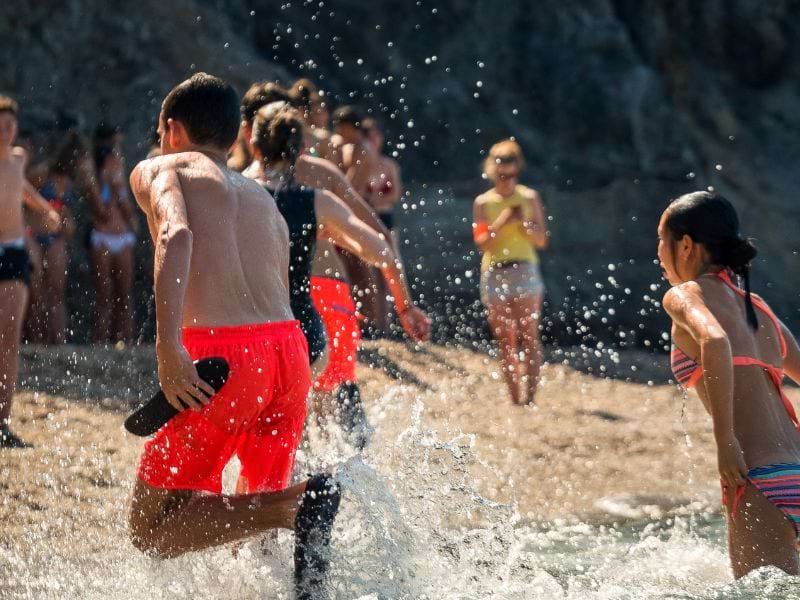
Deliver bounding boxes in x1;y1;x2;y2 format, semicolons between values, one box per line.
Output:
1;341;765;560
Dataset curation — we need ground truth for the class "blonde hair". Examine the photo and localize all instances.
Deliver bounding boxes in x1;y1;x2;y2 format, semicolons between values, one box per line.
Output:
482;139;525;181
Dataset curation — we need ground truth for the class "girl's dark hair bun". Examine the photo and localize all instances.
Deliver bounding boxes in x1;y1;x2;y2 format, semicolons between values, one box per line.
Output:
721;237;757;276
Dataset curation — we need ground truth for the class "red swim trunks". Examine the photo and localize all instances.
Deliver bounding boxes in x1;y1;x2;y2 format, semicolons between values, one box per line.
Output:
310;276;361;393
137;321;310;494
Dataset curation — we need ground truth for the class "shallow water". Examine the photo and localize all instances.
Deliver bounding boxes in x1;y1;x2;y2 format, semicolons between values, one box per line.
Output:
2;386;800;599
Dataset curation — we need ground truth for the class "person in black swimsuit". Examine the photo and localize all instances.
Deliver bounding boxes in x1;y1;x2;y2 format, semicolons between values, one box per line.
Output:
246;104;430;377
269;183;327;365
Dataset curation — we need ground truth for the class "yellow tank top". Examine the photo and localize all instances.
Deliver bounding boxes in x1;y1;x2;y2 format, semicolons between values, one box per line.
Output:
479;184;538;272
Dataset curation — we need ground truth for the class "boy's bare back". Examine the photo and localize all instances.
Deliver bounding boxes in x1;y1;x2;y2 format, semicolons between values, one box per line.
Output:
131;151;293;328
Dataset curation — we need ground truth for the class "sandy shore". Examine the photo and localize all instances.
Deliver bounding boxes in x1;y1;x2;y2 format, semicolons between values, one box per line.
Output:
1;340;760;561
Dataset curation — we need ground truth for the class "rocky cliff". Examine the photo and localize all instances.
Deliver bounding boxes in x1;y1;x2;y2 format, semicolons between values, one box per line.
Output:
2;0;798;346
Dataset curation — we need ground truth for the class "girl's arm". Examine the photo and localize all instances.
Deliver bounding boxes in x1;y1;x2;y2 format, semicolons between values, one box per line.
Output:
315;190;430;341
663;283;748;489
521;189;548;249
472;196;515;251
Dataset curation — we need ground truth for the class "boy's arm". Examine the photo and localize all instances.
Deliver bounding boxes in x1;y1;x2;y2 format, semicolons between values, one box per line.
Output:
131;160;214;411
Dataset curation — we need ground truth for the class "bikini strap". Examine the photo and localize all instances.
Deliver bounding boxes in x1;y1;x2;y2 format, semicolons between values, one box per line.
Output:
716;271;787;358
733;356;798;430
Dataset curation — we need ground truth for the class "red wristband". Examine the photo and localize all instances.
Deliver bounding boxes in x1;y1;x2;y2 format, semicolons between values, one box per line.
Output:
473;223;489;243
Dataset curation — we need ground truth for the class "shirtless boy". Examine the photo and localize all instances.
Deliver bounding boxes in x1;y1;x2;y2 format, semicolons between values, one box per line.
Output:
0;95;60;448
126;74;339;598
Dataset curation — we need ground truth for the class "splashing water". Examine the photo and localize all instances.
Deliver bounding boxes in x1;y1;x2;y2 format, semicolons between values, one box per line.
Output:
3;382;800;599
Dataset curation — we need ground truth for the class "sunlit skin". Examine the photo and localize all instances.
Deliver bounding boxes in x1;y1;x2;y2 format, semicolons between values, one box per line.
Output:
0;107;60;439
354;124;404;336
90;149;138;344
334;122;379;196
473;161;548;405
658;210;800;578
127;108;314;558
300;98;335;161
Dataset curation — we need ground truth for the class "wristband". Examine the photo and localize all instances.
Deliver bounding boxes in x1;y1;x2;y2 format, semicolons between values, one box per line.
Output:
472;222;489;243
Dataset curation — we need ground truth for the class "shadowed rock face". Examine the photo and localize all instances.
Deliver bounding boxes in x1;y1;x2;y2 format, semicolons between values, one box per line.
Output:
2;0;798;344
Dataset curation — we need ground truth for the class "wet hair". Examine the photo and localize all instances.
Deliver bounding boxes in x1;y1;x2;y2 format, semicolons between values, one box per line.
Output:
162;73;240;150
331;105;366;131
241;81;291;125
483;139;525;180
665;191;759;329
252;103;304;167
289;78;321;112
0;95;19;118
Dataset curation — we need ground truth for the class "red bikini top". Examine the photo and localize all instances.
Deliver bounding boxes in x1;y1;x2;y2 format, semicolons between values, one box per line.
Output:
670;271;797;428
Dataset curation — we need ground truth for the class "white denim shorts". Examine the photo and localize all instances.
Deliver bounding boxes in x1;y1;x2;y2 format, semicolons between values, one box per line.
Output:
480;261;545;306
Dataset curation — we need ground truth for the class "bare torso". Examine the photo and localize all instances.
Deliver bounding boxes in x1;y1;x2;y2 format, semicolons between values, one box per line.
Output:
134;152;293;328
244;156;352;283
365;155;400;214
673;275;800;467
0;148;27;242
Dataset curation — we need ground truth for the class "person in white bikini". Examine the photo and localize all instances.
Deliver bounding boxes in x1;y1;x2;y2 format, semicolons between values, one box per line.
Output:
89;144;138;343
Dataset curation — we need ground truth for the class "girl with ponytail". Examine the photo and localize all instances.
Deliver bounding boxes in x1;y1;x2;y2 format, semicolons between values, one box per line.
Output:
246;103;430;446
658;191;800;578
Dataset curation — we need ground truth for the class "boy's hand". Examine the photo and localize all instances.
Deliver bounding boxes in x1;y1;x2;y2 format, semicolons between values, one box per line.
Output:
156;339;216;412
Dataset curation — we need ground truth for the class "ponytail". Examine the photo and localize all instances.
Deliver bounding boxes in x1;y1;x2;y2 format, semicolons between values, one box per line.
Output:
722;237;759;330
252;103;304;168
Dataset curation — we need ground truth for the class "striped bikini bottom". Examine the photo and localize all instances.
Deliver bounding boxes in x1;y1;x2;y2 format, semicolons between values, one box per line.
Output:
724;463;800;538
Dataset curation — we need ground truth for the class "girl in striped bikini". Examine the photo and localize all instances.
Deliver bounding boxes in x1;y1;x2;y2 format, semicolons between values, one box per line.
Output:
659;191;800;578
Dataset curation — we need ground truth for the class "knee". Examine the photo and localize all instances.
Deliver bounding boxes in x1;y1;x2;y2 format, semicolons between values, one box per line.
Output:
128;518;158;556
128;510;170;559
128;523;175;559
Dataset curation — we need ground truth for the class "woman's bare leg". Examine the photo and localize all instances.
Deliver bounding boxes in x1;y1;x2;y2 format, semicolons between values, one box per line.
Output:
91;244;113;343
487;302;521;405
514;294;543;405
726;482;799;578
44;238;69;344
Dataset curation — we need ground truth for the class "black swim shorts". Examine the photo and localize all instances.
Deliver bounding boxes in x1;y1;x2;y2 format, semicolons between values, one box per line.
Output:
0;246;31;286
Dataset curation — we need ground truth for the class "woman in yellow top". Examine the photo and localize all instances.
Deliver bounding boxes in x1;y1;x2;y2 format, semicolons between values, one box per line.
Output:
473;140;549;405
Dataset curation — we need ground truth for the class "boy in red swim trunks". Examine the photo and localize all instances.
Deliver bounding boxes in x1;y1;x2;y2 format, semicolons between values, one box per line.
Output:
127;74;339;598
